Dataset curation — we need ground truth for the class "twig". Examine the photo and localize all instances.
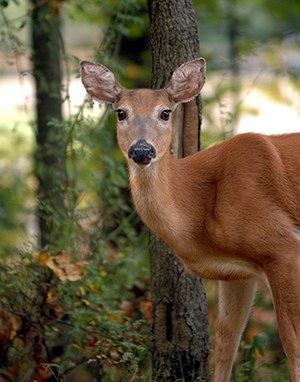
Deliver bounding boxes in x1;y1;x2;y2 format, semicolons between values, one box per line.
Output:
129;368;138;382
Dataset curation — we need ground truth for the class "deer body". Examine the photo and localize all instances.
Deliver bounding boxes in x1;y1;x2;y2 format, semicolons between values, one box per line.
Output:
81;58;300;382
130;131;300;281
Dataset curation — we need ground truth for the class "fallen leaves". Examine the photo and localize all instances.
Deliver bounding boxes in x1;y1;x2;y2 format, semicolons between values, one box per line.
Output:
45;251;87;282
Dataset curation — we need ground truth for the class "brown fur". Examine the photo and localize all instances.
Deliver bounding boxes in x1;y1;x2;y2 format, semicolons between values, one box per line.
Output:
81;58;300;382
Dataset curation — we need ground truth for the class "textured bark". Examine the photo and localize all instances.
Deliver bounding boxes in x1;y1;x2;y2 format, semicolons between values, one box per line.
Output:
31;0;66;248
150;235;211;381
147;1;211;381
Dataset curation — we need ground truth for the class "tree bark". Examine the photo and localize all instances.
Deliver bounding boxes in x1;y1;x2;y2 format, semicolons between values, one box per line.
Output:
147;1;211;381
31;0;66;249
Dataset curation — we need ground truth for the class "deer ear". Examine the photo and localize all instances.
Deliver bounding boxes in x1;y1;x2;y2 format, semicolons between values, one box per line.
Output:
165;58;206;103
80;61;123;104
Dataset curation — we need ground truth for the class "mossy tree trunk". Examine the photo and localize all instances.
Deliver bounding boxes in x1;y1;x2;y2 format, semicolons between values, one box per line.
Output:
147;1;211;381
31;0;66;249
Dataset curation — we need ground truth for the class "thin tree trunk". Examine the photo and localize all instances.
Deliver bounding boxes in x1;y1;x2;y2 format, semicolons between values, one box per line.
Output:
225;0;240;133
147;1;211;381
31;0;66;249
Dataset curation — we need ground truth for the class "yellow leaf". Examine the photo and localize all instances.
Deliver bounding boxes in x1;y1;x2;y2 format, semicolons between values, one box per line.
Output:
37;252;49;265
89;284;98;292
22;258;30;265
79;286;85;296
107;313;122;323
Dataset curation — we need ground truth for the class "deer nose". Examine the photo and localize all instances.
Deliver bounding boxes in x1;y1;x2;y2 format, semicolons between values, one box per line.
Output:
128;139;156;164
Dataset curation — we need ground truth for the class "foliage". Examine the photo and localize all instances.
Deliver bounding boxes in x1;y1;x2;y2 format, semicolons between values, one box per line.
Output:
231;333;290;381
0;247;150;380
195;0;300;142
0;0;299;380
0;129;33;256
0;0;151;381
0;106;152;380
67;0;150;86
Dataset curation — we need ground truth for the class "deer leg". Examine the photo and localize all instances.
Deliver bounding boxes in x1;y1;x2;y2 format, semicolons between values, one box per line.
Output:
264;254;300;382
213;280;257;382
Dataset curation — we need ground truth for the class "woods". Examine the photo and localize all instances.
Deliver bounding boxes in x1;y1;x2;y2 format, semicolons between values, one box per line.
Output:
1;0;300;381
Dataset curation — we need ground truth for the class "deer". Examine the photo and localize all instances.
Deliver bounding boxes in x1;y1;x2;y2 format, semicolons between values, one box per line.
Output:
80;58;300;382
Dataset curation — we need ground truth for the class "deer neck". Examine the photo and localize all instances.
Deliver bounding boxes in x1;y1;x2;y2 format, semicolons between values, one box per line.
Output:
128;151;199;251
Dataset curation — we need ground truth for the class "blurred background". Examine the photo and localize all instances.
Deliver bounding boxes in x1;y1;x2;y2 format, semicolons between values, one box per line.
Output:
0;0;299;381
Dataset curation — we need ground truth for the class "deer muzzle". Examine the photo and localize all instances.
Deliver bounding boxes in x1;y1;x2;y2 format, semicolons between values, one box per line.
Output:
128;139;156;165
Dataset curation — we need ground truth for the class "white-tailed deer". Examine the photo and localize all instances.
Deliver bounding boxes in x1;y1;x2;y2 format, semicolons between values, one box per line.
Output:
80;58;300;382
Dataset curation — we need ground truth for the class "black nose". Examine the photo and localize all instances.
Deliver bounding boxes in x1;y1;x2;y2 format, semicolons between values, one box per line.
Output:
128;139;156;164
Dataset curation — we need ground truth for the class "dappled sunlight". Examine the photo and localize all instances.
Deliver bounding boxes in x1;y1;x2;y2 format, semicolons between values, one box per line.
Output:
237;87;300;135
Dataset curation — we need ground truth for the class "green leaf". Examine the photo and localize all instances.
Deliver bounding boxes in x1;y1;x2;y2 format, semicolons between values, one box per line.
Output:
0;1;9;8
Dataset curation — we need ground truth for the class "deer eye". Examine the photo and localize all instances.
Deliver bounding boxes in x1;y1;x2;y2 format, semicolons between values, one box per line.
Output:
160;110;171;121
116;109;126;121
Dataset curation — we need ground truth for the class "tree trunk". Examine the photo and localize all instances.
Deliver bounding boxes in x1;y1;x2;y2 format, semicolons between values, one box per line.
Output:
31;0;66;249
147;1;211;381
